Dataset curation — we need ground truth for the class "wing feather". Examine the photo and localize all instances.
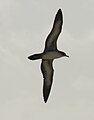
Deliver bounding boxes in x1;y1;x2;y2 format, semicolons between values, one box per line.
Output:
44;9;63;52
41;59;54;103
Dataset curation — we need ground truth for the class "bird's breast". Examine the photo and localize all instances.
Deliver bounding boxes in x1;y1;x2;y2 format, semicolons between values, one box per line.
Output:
42;51;62;59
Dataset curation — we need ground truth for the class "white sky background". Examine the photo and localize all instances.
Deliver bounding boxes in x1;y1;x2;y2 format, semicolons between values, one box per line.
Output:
0;0;94;120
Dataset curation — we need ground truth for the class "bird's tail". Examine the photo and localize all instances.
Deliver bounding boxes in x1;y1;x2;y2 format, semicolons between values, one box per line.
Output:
28;53;42;60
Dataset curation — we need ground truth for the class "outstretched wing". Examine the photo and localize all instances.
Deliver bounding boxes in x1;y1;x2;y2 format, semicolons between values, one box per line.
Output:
41;59;54;103
44;9;63;52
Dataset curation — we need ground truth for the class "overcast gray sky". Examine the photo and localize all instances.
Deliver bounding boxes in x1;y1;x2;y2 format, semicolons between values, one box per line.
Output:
0;0;94;120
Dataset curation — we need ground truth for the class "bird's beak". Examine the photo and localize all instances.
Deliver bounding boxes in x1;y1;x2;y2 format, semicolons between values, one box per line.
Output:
66;55;69;57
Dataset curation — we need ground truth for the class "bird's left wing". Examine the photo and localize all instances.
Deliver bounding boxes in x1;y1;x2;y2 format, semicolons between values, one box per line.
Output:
41;59;54;103
44;9;63;52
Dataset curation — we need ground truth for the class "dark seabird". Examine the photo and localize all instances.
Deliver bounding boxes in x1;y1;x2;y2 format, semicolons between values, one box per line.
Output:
28;9;69;103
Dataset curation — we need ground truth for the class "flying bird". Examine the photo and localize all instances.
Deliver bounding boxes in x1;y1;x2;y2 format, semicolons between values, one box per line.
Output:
28;9;69;103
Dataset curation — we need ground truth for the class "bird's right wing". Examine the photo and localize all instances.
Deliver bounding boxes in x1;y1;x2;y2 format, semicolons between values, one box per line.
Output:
41;59;54;103
44;9;63;52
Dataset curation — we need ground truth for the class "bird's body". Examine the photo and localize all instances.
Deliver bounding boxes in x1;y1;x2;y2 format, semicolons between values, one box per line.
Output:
28;9;69;103
42;51;63;59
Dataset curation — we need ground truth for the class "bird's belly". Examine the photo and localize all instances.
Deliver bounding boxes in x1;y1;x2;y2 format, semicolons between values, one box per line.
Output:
42;51;62;59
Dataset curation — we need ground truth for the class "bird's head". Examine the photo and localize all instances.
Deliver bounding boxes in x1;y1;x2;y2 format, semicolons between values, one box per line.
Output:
60;51;69;57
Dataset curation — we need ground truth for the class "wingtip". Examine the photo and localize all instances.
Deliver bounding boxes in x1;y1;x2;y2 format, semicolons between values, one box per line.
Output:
43;94;49;103
58;8;62;13
58;8;62;11
43;89;50;103
55;8;63;21
44;98;48;103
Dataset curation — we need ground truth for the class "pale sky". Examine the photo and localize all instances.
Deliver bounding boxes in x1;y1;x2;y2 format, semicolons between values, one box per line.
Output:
0;0;94;120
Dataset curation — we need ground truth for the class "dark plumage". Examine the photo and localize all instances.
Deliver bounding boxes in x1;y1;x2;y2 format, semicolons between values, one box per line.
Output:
28;9;69;103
